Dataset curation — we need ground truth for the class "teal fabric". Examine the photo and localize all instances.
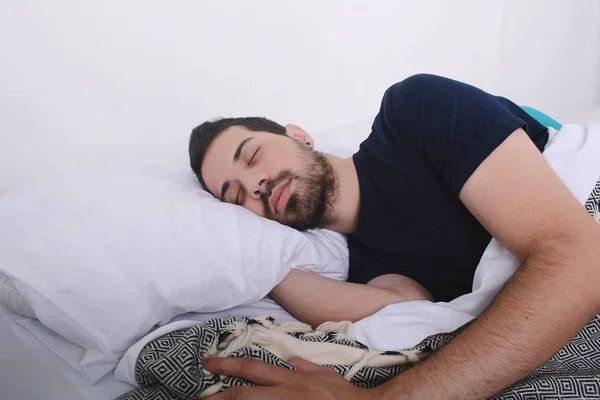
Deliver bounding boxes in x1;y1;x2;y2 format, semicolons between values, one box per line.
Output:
520;106;563;130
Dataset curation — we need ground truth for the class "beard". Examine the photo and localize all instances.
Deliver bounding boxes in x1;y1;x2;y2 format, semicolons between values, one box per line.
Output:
261;143;337;231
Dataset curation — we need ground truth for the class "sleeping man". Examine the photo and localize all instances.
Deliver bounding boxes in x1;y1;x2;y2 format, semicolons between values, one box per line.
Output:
188;74;600;399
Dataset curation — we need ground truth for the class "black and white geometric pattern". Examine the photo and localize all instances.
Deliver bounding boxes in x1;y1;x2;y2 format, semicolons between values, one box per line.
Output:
116;316;420;400
585;179;600;224
117;177;600;400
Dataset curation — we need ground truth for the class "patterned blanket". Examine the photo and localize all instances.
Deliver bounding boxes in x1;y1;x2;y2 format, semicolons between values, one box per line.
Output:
117;180;600;400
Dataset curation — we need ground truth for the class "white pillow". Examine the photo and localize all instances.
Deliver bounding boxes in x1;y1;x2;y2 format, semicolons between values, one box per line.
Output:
0;164;348;383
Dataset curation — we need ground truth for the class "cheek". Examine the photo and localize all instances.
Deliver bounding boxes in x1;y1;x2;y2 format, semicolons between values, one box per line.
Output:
243;199;265;217
268;145;302;172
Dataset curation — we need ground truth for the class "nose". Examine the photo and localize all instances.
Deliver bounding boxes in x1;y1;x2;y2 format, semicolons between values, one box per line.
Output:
243;172;269;200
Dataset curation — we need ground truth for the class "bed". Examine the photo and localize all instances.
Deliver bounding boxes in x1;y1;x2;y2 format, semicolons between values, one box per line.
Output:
3;117;600;399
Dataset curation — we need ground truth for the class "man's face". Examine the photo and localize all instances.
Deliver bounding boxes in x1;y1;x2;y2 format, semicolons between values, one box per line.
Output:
201;125;337;231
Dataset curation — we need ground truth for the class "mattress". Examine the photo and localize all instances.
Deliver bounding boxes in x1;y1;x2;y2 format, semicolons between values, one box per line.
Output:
0;304;134;400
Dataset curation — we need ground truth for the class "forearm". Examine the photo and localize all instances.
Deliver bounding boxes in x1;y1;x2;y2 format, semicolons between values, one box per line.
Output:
270;269;411;328
379;239;600;400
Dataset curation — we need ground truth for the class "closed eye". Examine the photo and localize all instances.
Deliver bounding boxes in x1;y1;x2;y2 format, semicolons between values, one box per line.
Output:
248;148;260;165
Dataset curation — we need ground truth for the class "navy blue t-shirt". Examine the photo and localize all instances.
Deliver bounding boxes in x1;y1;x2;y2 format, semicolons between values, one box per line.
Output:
348;74;548;302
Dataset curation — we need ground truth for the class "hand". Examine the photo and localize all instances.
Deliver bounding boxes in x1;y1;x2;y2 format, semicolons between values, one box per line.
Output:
203;357;384;400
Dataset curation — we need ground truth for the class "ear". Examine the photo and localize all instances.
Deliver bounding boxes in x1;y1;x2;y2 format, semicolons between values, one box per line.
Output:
285;124;314;149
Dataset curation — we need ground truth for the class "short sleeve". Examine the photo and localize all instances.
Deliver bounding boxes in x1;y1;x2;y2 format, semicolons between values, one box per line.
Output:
372;74;529;194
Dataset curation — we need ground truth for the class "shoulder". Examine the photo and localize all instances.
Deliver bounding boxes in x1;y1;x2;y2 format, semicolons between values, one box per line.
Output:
385;73;449;95
370;74;478;151
358;74;460;159
382;73;489;113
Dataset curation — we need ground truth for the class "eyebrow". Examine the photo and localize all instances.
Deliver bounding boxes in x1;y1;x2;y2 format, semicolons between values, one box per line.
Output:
233;137;254;162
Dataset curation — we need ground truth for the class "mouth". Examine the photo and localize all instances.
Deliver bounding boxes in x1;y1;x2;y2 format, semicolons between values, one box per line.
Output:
269;178;292;214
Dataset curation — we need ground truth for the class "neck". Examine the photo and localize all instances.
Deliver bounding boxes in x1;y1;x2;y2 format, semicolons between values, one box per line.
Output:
324;155;360;234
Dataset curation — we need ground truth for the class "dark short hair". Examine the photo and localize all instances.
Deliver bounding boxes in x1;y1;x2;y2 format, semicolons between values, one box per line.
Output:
189;117;286;191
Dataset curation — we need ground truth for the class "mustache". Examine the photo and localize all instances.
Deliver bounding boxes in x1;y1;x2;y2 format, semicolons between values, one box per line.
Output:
262;170;294;200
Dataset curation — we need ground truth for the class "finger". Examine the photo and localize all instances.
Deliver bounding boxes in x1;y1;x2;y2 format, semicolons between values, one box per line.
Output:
287;357;333;373
206;385;276;400
203;357;296;386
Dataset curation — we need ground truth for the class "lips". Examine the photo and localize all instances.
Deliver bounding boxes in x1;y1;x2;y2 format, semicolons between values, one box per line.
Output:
269;178;292;214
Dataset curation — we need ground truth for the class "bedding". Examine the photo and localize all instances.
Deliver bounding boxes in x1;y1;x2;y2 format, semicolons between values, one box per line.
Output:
2;115;598;400
115;123;600;399
0;164;348;383
116;316;426;400
118;295;600;399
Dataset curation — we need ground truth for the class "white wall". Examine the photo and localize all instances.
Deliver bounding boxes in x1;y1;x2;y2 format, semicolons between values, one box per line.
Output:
496;0;600;124
0;0;598;194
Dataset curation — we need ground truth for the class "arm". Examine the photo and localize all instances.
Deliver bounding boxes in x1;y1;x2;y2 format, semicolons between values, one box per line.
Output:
376;129;600;400
270;269;425;328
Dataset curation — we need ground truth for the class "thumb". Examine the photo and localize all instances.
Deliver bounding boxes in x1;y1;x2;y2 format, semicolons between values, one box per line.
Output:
287;357;333;373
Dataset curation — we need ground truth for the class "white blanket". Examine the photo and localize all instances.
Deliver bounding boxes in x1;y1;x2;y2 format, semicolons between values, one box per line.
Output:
117;123;600;385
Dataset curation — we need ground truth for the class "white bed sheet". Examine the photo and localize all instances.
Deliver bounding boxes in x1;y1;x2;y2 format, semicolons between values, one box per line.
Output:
0;304;134;400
